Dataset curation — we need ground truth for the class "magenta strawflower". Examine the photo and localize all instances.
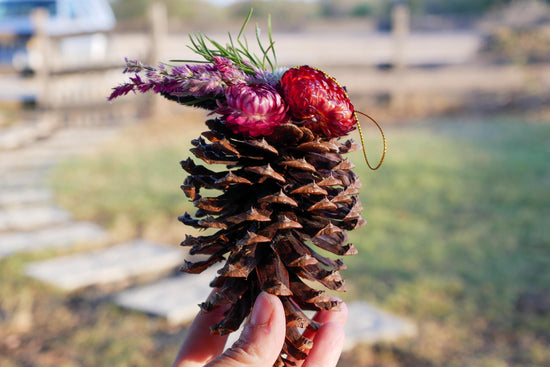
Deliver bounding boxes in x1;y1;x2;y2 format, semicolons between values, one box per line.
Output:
216;83;288;137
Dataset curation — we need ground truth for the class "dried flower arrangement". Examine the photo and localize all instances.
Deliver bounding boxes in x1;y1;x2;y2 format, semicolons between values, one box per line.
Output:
109;10;385;366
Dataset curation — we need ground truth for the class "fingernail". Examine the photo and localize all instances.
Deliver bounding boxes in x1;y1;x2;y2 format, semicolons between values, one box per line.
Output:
250;292;273;326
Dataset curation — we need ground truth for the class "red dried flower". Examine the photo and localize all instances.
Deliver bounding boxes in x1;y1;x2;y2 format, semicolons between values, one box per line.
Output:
280;65;357;138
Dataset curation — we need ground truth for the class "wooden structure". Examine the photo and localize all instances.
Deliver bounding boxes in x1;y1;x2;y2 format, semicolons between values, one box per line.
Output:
29;3;167;127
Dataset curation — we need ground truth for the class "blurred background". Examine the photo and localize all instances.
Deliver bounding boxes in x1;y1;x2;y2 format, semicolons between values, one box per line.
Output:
1;0;549;366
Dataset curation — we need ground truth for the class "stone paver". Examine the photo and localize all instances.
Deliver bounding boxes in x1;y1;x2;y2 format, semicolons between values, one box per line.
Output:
1;145;102;165
0;206;71;232
0;118;57;150
0;156;60;172
343;301;417;350
0;169;50;189
222;301;417;352
0;123;121;152
44;127;121;147
0;222;108;258
114;269;417;349
25;239;185;291
0;126;123;173
114;266;219;325
0;188;52;207
1;147;76;162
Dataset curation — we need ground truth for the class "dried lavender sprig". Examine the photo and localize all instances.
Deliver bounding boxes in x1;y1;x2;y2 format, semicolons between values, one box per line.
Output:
122;58;156;74
108;57;247;104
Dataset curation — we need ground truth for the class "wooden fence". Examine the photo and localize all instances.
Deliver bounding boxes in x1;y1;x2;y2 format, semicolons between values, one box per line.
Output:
29;3;168;127
23;3;550;126
24;3;421;127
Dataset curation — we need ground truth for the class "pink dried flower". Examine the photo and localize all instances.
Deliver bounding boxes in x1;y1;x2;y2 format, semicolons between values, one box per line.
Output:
216;83;288;137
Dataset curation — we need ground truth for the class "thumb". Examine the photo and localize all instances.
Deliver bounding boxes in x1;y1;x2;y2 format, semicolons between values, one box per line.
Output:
206;292;286;367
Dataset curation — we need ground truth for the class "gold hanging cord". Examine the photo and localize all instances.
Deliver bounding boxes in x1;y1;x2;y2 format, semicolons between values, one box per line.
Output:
355;111;387;170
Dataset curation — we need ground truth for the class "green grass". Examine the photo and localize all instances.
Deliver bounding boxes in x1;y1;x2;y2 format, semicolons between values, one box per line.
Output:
52;141;190;226
349;118;550;306
0;249;183;367
49;116;205;243
41;115;550;366
344;117;550;365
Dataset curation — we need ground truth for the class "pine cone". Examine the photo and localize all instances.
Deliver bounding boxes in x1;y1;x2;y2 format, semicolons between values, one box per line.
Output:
108;14;377;365
179;118;364;366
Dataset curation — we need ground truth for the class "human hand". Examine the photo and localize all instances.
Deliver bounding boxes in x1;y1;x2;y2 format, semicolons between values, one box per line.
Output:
172;291;348;367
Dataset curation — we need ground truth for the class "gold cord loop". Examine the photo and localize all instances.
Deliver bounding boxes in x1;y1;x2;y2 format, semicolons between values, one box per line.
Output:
355;111;387;170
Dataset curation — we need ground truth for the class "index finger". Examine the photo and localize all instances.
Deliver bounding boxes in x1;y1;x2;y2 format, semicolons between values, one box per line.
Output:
303;299;348;340
172;303;231;367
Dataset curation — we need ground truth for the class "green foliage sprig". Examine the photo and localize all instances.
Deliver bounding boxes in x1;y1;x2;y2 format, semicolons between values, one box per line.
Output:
171;9;278;74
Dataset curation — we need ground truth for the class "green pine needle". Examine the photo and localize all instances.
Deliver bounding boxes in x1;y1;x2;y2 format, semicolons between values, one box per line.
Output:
171;9;278;74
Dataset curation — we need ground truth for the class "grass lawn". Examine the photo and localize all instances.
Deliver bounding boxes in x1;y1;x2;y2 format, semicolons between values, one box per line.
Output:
2;112;548;366
342;116;550;366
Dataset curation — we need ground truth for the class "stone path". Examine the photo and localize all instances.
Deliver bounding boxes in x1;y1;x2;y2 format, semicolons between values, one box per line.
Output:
0;221;107;258
221;301;418;352
0;188;52;206
1;169;51;189
25;239;185;291
0;118;57;150
0;206;71;232
114;269;417;349
0;127;120;261
1;122;417;353
343;302;418;350
114;266;220;325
